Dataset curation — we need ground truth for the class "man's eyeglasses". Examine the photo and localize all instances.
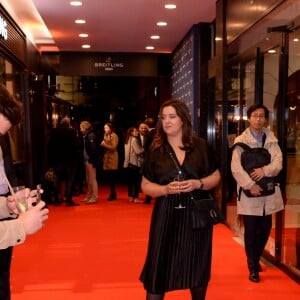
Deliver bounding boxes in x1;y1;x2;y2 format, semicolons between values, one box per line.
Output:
250;114;265;120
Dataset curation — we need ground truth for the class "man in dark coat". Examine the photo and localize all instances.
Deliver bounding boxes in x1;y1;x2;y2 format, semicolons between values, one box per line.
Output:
48;117;79;206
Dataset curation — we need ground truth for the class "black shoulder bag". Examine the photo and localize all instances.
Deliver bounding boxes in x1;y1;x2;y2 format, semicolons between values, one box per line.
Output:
232;134;275;198
168;147;225;229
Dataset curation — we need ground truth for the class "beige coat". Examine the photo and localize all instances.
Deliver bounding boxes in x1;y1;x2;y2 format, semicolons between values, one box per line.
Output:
101;132;119;170
231;127;284;216
123;136;144;168
0;197;26;249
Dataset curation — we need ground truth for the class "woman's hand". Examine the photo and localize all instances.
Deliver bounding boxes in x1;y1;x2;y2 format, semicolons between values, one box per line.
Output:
166;179;199;194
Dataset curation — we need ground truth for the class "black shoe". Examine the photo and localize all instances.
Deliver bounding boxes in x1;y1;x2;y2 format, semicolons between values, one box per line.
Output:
66;201;80;206
107;195;116;201
249;272;260;283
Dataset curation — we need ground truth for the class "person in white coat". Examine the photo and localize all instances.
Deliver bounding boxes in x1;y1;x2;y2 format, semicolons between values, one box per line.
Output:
231;104;284;283
123;126;144;203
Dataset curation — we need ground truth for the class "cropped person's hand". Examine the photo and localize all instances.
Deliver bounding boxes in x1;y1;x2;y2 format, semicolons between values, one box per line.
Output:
7;188;31;214
7;188;44;214
18;201;49;235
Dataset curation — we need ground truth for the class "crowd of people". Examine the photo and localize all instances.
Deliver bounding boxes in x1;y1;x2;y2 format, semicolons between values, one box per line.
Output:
45;115;157;206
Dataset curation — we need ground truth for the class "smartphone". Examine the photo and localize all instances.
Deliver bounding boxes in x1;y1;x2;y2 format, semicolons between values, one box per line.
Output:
36;184;42;203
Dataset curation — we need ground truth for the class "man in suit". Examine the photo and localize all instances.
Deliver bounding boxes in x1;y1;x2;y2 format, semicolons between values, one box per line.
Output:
141;118;157;204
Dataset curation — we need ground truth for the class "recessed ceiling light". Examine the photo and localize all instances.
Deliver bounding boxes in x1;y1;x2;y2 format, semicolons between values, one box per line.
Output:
82;44;91;48
79;33;89;37
70;1;82;6
146;46;155;50
268;49;276;53
157;21;167;26
75;19;86;24
151;35;160;40
165;4;176;9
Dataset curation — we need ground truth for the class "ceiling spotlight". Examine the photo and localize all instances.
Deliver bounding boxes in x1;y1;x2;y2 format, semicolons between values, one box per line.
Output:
157;21;167;26
146;46;155;50
82;44;91;48
75;19;86;24
151;35;160;40
70;1;82;6
165;4;176;9
79;33;89;37
268;49;276;53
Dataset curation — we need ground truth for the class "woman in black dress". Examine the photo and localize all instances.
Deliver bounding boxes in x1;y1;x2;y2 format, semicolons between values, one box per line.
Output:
140;99;221;300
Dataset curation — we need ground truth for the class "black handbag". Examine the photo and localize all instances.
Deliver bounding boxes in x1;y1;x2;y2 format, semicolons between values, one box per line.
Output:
190;193;225;229
167;146;225;229
232;135;276;198
128;162;141;171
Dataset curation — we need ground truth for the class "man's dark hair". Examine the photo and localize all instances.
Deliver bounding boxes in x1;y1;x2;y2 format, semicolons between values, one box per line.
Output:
247;104;269;120
0;85;24;126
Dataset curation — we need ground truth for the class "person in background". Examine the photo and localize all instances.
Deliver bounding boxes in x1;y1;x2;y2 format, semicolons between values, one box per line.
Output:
100;122;119;201
47;117;79;206
80;121;100;204
143;117;156;204
73;122;85;196
231;104;284;283
140;99;221;300
0;84;49;299
143;117;156;150
138;122;149;148
123;126;144;203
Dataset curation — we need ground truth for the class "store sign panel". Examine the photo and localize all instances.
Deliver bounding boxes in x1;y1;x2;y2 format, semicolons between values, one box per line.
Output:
94;57;125;72
0;15;8;40
0;4;26;64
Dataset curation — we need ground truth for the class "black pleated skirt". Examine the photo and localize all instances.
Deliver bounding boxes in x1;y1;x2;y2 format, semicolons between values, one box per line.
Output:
140;193;213;294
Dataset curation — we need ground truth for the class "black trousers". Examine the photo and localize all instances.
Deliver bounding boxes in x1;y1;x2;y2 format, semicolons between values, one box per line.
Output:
105;170;117;196
127;167;142;198
54;164;77;203
243;214;272;272
0;246;12;300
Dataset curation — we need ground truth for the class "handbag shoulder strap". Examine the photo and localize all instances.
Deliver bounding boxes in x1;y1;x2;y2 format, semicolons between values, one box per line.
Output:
167;145;184;178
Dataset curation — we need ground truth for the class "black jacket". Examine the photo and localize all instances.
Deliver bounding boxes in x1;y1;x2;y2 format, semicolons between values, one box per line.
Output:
84;129;100;168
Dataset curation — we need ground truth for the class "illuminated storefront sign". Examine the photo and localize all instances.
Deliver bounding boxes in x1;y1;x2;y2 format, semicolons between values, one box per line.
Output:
94;57;125;71
0;4;26;63
0;15;8;40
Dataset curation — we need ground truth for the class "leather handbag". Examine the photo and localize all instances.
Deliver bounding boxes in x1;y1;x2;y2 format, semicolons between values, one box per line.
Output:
190;193;225;229
128;162;141;171
167;145;225;229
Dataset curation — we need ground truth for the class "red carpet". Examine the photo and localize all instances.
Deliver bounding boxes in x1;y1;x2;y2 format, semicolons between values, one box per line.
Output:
10;185;299;299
